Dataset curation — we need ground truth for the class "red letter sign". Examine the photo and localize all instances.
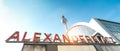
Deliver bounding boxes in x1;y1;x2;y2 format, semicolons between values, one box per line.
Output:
22;32;30;42
6;31;19;42
43;33;52;42
53;34;61;42
33;32;41;42
62;35;70;43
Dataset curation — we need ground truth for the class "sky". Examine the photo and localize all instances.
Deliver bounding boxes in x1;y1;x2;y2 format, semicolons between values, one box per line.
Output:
1;0;120;51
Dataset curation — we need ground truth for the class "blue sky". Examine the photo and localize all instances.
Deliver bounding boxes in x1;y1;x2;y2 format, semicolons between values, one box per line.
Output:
1;0;120;51
3;0;120;33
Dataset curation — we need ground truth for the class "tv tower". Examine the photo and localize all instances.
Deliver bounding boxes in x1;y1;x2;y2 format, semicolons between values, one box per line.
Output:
61;15;68;32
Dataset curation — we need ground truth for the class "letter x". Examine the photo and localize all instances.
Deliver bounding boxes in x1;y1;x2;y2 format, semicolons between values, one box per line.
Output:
43;33;52;42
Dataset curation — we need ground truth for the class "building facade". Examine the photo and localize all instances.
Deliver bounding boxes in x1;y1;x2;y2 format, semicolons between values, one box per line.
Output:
22;18;120;51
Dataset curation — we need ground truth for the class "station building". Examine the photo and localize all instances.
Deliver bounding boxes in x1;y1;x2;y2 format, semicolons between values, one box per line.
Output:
21;18;120;51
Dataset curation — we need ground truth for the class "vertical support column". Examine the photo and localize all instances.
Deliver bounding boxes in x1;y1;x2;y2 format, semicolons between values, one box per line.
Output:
22;45;34;51
46;45;57;51
22;44;46;51
94;45;103;51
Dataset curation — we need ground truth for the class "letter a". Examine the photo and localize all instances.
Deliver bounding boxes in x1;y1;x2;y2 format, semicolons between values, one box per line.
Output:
6;31;19;42
53;34;61;42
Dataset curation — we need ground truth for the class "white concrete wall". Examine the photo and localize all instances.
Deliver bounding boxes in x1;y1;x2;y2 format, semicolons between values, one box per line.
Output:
58;45;96;51
22;44;120;51
101;45;120;51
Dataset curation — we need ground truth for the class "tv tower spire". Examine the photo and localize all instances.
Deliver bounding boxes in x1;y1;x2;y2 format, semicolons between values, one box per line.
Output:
61;15;68;32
